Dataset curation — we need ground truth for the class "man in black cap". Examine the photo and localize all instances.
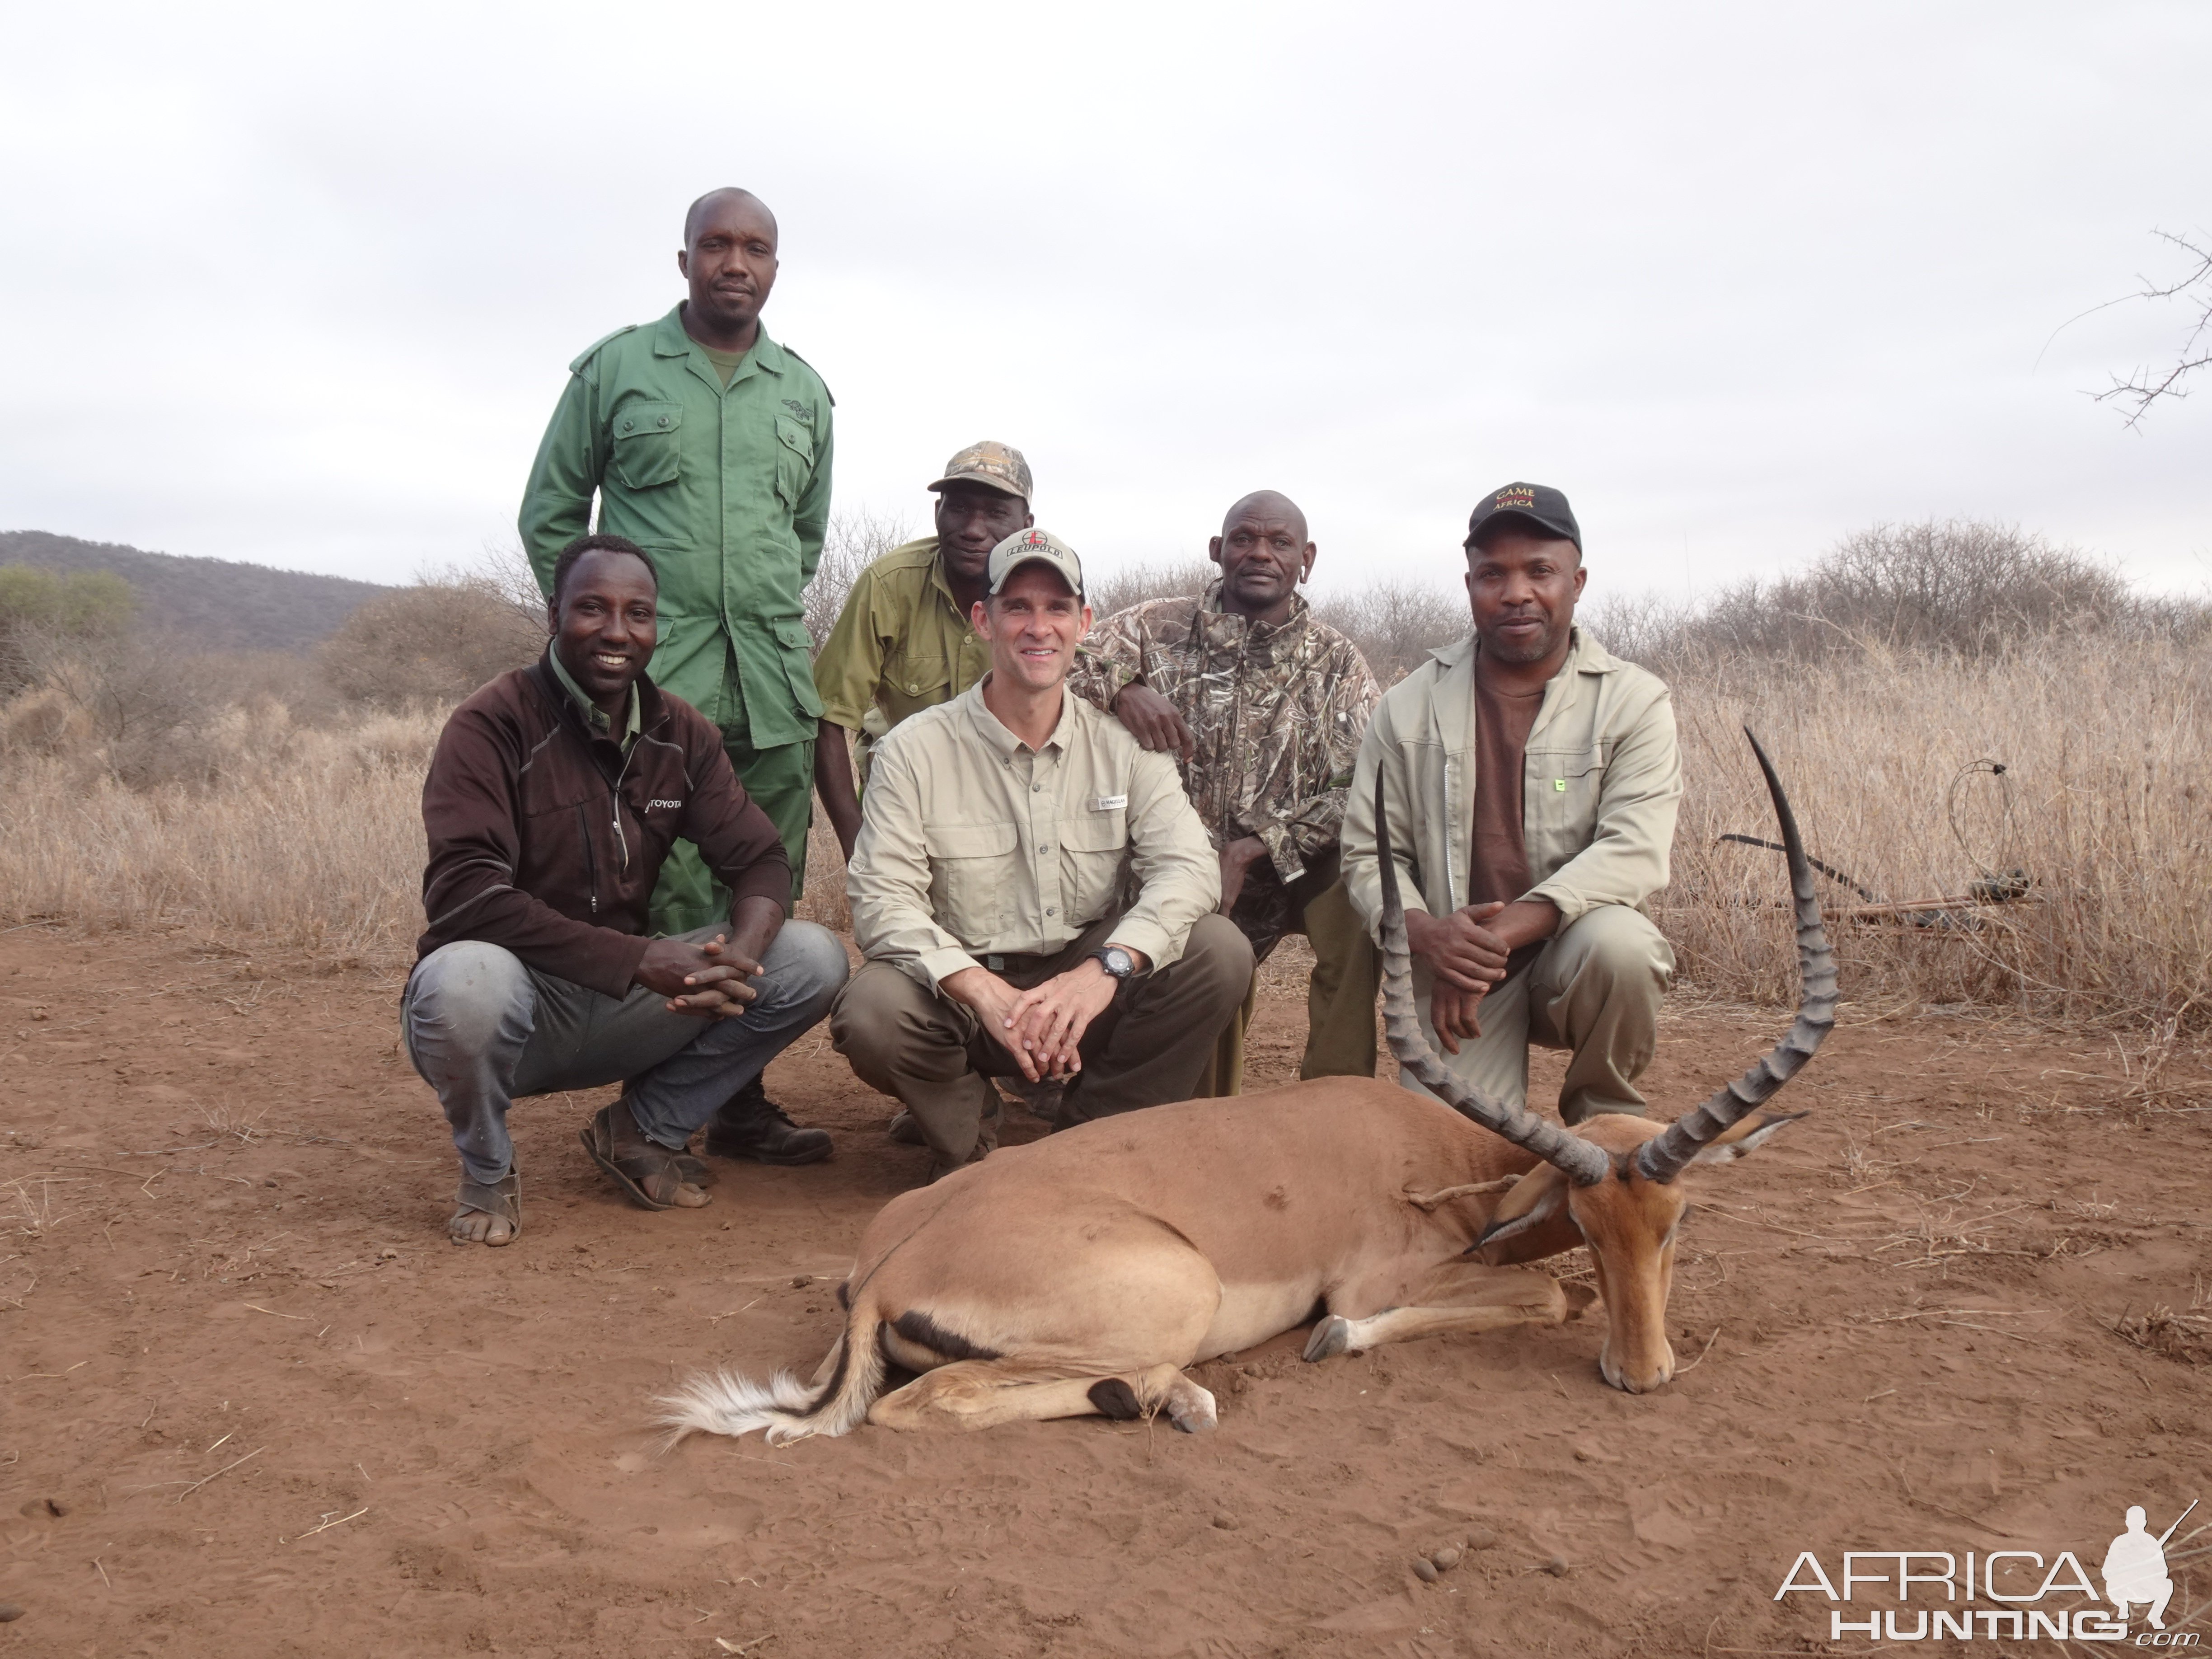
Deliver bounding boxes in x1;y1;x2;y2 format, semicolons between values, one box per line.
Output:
1340;483;1683;1126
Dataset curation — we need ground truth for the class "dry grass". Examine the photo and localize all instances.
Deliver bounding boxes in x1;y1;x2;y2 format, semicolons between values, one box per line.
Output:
0;702;436;960
1659;635;2212;1030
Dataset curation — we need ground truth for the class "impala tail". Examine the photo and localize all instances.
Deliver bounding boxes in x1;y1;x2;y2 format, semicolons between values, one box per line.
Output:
656;1299;886;1448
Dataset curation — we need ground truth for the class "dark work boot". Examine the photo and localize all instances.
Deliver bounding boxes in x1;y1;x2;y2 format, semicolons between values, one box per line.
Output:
703;1077;832;1166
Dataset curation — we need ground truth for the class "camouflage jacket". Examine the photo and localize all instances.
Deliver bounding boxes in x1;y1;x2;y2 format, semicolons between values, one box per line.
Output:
1072;583;1381;953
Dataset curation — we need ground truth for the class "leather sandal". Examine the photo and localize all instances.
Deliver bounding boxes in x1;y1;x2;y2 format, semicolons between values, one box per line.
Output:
449;1171;520;1246
578;1101;702;1211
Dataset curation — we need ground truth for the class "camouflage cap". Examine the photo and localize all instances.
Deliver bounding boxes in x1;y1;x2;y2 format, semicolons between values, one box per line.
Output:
927;440;1033;503
985;528;1084;598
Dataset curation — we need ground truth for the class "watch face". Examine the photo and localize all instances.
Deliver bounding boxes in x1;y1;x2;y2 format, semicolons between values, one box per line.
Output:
1103;947;1133;976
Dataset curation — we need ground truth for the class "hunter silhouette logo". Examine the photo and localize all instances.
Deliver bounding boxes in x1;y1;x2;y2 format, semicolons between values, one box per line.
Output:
1774;1498;2202;1644
2106;1501;2195;1631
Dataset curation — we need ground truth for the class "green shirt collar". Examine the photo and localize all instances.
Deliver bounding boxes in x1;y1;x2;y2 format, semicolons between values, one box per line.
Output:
651;305;787;375
548;647;642;751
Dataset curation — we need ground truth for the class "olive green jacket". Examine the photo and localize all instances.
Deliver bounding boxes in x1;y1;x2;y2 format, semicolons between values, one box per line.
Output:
1340;628;1681;942
518;306;834;750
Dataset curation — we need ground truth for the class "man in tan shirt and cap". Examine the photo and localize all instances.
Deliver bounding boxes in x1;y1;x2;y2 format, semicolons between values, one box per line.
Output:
833;528;1254;1180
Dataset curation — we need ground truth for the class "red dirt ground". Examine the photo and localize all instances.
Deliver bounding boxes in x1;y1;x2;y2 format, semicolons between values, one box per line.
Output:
3;928;2209;1658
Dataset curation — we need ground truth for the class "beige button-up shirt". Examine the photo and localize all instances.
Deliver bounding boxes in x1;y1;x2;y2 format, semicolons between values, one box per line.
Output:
1340;627;1682;940
848;679;1221;990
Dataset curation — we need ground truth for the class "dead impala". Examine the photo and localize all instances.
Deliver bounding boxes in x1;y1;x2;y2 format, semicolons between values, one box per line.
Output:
661;729;1835;1441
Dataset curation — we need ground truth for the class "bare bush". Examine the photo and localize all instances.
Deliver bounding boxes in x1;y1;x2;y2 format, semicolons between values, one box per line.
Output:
319;572;546;708
1663;521;2138;664
806;510;915;652
20;630;235;788
1087;560;1215;622
1310;578;1468;684
0;565;135;697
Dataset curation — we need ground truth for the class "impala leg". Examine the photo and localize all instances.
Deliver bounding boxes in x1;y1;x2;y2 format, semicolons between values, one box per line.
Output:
1304;1265;1595;1361
867;1360;1217;1433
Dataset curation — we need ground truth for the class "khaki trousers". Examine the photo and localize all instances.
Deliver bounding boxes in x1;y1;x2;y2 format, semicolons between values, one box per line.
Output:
1400;904;1673;1125
1195;877;1381;1097
831;912;1254;1176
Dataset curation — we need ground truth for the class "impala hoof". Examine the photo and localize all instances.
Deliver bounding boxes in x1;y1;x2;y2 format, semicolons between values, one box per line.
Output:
1166;1381;1218;1434
1303;1315;1353;1362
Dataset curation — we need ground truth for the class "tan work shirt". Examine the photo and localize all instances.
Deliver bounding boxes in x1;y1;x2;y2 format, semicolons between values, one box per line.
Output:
847;679;1222;990
1341;628;1682;941
811;536;992;735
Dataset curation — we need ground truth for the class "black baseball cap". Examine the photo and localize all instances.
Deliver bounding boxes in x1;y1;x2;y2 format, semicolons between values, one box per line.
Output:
1465;482;1581;552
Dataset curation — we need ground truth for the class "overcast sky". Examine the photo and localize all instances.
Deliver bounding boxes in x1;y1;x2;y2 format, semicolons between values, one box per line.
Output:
4;2;2206;608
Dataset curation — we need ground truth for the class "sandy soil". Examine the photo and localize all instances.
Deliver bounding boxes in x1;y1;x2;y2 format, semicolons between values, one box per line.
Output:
3;928;2209;1658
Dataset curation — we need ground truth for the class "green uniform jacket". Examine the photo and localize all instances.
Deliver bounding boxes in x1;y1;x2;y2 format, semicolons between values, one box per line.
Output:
519;306;834;751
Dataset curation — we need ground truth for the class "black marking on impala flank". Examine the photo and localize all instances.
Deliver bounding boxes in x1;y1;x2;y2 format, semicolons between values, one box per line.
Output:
891;1310;1001;1362
1087;1378;1143;1420
835;1281;850;1311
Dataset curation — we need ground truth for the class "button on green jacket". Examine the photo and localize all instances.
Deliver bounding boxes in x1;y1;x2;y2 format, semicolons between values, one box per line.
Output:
518;305;834;751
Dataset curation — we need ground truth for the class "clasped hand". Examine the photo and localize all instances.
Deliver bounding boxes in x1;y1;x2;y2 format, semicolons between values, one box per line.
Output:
633;934;763;1019
942;960;1121;1083
1403;901;1512;1054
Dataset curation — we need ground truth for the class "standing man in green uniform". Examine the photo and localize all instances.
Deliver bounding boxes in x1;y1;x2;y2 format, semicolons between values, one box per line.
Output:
810;441;1034;861
520;186;833;933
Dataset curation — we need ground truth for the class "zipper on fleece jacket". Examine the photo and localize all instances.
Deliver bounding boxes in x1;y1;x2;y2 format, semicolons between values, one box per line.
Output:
576;804;600;914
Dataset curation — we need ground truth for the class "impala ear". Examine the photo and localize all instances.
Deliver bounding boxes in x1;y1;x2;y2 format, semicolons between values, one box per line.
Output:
1474;1165;1569;1248
1687;1110;1807;1167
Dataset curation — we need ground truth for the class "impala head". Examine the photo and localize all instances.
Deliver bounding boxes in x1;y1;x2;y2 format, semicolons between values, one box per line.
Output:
1373;728;1837;1392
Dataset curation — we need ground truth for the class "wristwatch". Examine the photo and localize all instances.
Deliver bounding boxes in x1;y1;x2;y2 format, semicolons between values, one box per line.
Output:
1088;945;1138;980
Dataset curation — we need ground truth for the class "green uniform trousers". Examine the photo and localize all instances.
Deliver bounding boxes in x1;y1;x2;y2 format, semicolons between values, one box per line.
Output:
647;662;814;934
1194;876;1380;1097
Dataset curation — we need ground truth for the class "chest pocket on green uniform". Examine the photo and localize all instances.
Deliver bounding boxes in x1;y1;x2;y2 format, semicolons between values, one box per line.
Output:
612;403;683;489
881;651;953;722
773;415;813;508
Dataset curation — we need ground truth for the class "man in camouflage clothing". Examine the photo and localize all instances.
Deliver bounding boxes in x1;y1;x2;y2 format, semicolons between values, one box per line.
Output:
1073;490;1382;1090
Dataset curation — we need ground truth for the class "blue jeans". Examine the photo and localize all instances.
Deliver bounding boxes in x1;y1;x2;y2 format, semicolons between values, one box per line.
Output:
402;922;848;1185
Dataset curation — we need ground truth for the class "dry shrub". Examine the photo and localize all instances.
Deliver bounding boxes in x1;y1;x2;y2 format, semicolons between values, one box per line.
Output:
806;510;914;651
319;572;544;708
1310;579;1467;684
0;565;135;697
1087;559;1215;622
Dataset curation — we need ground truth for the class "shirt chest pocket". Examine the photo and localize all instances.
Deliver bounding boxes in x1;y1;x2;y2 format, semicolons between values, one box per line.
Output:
612;403;683;490
773;415;814;508
1058;809;1130;926
1524;742;1609;866
882;650;953;714
927;820;1017;941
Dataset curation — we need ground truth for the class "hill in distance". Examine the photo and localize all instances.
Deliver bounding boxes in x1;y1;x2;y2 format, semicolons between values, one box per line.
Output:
0;530;398;653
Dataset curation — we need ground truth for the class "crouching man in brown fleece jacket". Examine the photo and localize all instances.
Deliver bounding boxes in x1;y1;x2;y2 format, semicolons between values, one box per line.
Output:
404;534;848;1246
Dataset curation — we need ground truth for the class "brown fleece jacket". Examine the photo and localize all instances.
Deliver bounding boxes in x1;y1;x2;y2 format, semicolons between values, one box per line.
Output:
416;653;791;997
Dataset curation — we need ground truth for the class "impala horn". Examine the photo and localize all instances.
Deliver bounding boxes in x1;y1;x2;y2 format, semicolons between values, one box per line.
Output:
1374;775;1612;1186
1635;728;1837;1182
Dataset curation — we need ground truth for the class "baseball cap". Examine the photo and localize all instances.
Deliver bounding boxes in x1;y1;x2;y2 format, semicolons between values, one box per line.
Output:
985;528;1084;598
927;440;1033;502
1465;482;1581;551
